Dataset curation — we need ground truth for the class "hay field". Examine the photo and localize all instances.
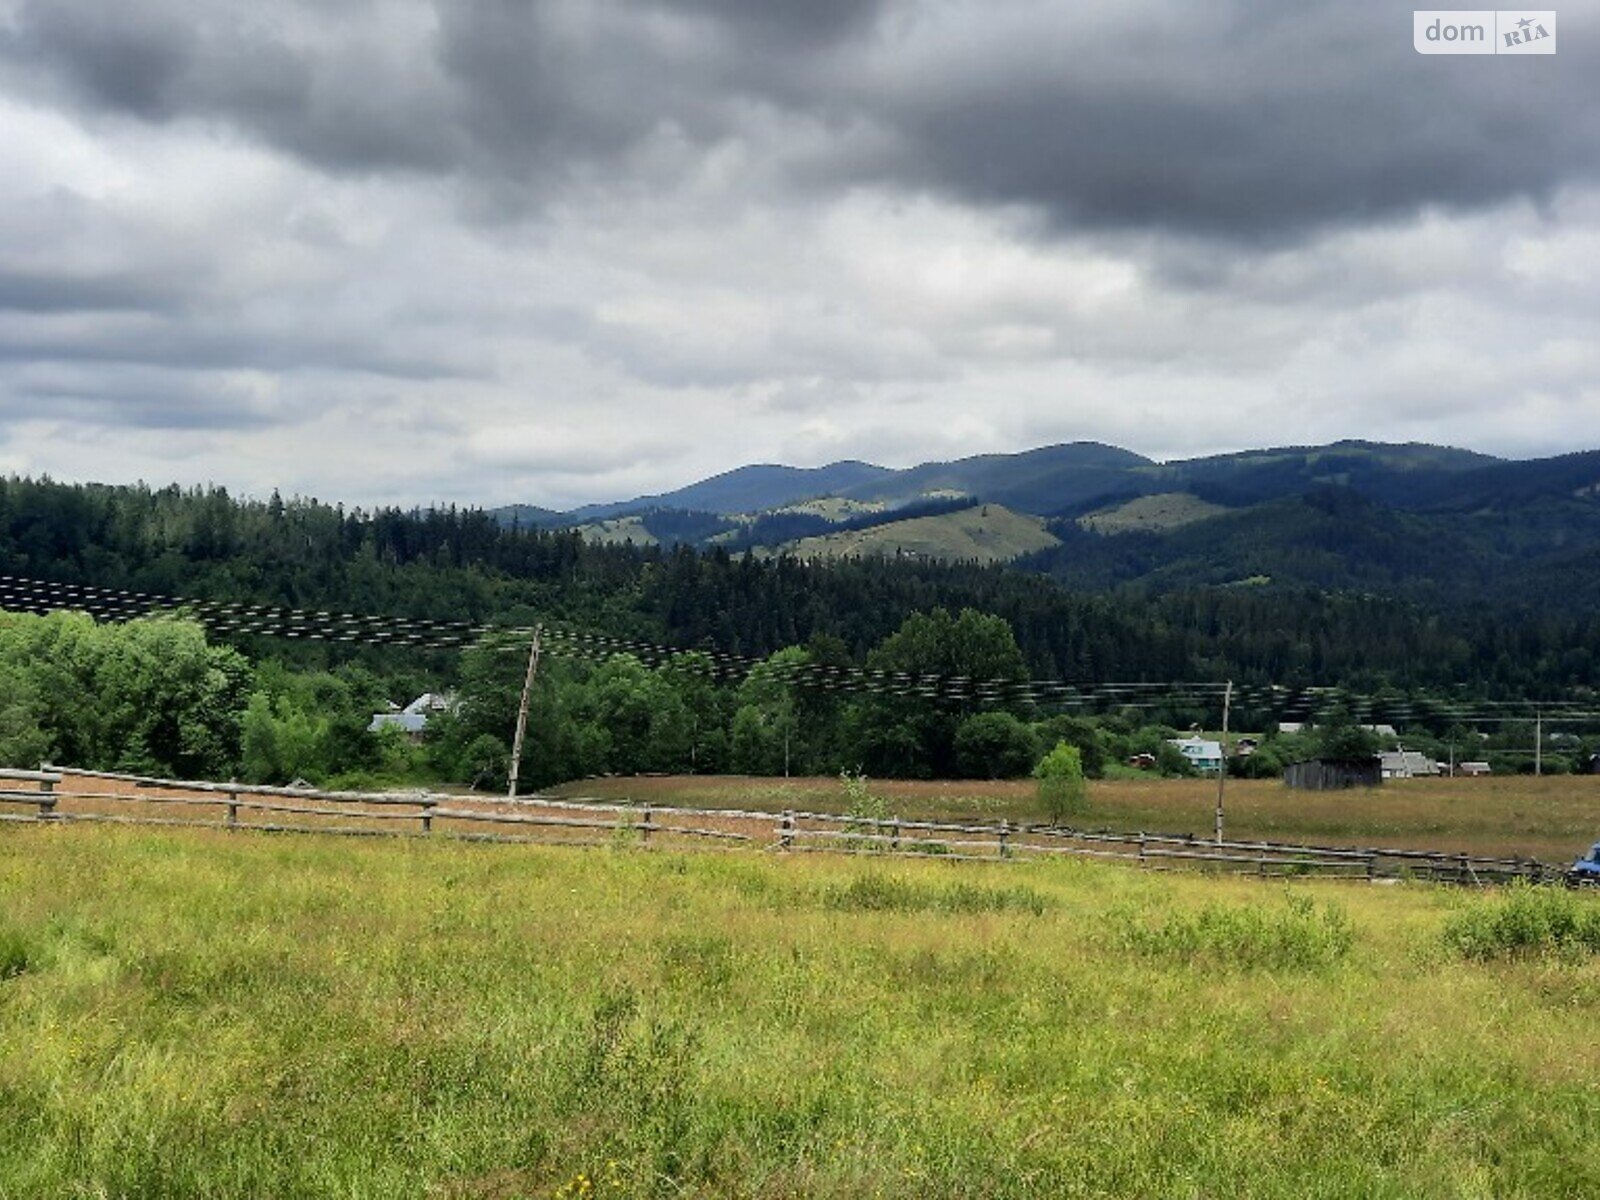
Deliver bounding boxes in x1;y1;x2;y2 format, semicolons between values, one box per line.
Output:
4;823;1598;1196
551;773;1600;862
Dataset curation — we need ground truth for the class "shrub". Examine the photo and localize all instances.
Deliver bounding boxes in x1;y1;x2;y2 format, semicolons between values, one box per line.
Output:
953;712;1039;779
1119;894;1355;970
1034;741;1088;823
1442;883;1600;960
823;874;1049;916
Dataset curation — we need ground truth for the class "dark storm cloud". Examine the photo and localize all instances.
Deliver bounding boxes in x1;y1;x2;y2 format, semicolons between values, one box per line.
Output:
4;1;462;174
863;2;1600;239
5;0;1597;240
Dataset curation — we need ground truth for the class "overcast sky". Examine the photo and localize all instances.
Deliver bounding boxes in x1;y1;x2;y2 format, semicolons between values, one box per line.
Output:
1;0;1597;509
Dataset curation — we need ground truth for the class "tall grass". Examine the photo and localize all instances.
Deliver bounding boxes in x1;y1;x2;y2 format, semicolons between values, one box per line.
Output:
1;826;1598;1197
554;772;1600;860
1443;882;1600;959
1117;893;1355;970
821;872;1050;916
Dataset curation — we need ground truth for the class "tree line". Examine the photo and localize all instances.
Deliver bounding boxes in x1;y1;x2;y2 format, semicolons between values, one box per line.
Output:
4;475;1600;703
3;607;1591;791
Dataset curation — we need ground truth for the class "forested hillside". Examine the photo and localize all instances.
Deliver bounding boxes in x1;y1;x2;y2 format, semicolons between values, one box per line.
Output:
6;475;1598;694
2;475;1598;789
487;441;1600;612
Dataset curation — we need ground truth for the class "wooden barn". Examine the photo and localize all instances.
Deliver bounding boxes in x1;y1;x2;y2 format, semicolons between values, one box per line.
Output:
1284;756;1383;791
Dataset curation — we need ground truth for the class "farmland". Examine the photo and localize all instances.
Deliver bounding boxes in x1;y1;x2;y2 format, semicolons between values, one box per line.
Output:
551;773;1600;864
3;824;1598;1197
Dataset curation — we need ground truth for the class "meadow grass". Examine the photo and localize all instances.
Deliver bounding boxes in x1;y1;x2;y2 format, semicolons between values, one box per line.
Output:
552;773;1600;861
2;825;1599;1197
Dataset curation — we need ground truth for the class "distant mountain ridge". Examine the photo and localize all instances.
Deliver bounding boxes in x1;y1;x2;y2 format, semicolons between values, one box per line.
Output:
481;438;1600;609
497;439;1504;526
563;460;895;524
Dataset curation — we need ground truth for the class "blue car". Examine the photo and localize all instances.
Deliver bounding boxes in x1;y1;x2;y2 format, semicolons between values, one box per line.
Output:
1571;842;1600;886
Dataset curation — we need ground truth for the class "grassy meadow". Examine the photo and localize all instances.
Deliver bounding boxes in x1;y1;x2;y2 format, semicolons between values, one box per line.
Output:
3;824;1600;1197
551;773;1600;863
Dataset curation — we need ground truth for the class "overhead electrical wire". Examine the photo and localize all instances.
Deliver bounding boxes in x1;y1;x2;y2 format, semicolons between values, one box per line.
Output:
3;572;1598;723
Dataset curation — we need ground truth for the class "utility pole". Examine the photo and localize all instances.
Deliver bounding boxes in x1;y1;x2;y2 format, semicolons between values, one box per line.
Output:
507;625;543;800
1215;679;1232;844
1535;710;1542;777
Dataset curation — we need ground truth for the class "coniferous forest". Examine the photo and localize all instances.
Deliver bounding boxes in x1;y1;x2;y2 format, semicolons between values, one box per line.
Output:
1;475;1596;789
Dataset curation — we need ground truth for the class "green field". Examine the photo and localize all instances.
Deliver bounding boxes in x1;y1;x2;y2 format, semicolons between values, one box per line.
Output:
3;825;1599;1197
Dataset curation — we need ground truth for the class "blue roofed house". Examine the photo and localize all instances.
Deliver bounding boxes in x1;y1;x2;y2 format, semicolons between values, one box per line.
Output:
1169;735;1223;773
368;692;452;740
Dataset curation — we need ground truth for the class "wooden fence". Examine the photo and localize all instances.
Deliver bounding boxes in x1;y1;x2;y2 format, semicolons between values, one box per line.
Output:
0;765;1561;886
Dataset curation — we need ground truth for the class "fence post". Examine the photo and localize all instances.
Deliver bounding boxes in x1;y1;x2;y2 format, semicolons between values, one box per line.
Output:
36;775;56;823
999;819;1011;860
1138;833;1147;866
225;782;239;829
891;818;901;853
780;810;794;850
640;804;652;846
421;798;434;834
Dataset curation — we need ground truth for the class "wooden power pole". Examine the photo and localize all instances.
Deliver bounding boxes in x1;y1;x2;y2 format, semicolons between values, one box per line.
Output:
507;625;544;799
1214;679;1233;844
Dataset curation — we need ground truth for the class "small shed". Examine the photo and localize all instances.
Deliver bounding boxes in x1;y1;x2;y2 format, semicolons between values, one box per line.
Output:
1284;756;1382;791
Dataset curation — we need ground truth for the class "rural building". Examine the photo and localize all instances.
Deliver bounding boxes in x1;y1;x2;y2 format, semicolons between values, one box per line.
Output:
1456;761;1492;777
1169;736;1223;772
368;692;452;739
1127;752;1157;770
1379;750;1440;780
1284;756;1383;790
1277;722;1307;735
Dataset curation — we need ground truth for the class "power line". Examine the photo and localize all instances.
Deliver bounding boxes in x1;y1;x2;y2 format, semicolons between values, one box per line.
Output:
0;574;1229;707
3;572;1599;722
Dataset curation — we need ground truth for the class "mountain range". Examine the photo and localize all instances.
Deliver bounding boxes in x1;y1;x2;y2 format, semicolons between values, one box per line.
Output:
492;440;1600;612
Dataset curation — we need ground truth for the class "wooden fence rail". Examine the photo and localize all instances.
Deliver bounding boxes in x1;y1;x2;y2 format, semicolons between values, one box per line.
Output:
0;765;1562;885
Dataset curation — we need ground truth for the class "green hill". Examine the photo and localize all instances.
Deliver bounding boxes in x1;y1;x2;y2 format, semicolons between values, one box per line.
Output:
1079;492;1230;534
789;504;1061;564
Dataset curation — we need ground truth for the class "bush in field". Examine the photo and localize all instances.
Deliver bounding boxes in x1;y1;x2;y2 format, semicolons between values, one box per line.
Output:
1033;714;1108;777
823;873;1049;916
954;712;1038;779
1119;894;1355;971
1034;741;1088;823
1443;883;1600;959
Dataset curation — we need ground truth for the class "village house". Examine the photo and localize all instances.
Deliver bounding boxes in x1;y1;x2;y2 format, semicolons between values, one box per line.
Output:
1379;750;1440;780
1168;735;1223;773
368;692;452;741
